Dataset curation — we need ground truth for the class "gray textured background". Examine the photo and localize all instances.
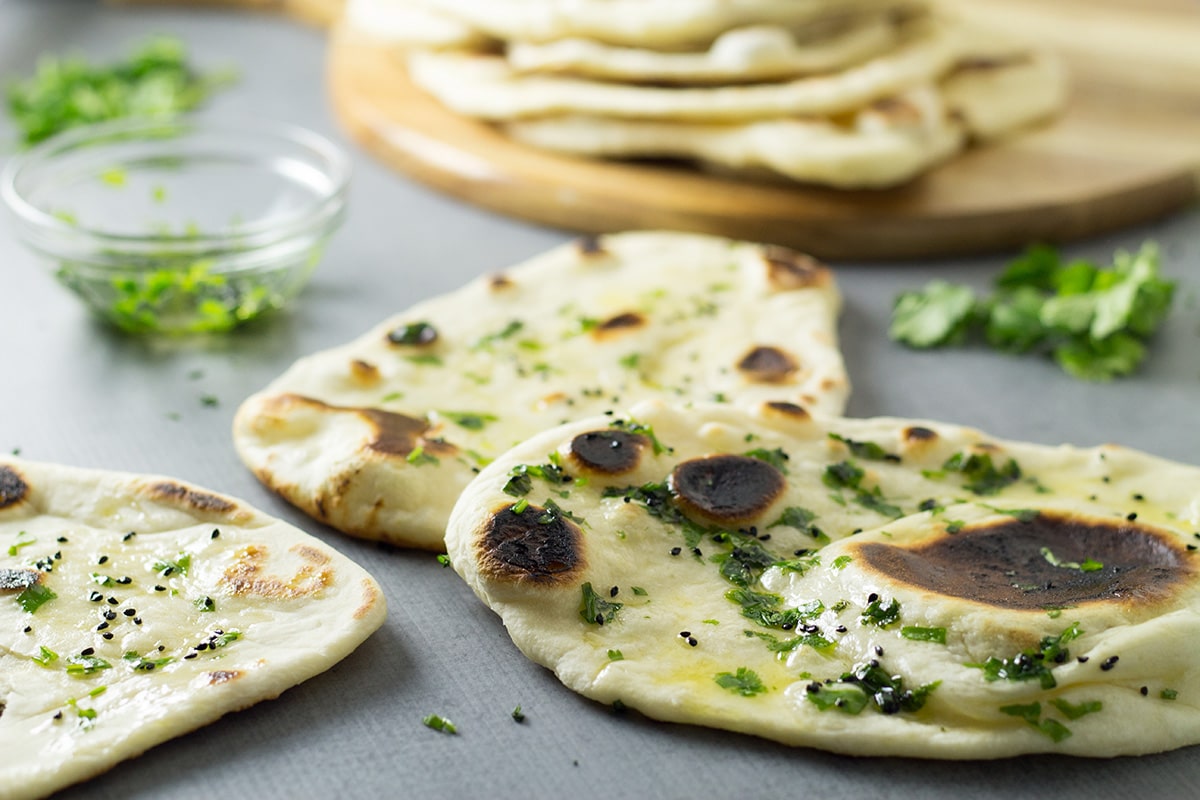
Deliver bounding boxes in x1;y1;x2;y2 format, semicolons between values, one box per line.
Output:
2;2;1198;797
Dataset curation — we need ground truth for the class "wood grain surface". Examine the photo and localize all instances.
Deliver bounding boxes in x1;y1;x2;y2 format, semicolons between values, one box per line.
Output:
327;1;1200;260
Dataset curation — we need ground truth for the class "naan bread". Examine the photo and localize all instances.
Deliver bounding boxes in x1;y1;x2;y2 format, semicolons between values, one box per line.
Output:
444;400;1200;757
345;0;491;50
0;459;386;799
505;52;1063;188
406;21;971;122
506;12;910;85
233;232;849;549
508;85;965;189
394;0;909;48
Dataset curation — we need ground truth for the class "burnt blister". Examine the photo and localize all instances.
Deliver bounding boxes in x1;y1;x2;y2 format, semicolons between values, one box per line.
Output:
0;568;40;591
568;430;648;475
0;465;29;509
762;401;810;421
737;346;799;384
762;245;829;291
478;503;583;584
856;511;1196;611
576;235;606;257
360;408;458;459
591;312;646;339
668;455;786;525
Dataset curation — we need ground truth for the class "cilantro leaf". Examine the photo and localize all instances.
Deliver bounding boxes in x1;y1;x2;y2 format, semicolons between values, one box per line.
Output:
889;281;977;348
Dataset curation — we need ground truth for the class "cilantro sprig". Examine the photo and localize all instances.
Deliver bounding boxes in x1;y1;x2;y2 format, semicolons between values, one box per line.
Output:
889;242;1175;380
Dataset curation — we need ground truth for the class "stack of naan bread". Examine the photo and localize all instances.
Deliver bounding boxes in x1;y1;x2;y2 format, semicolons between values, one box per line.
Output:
344;0;1066;187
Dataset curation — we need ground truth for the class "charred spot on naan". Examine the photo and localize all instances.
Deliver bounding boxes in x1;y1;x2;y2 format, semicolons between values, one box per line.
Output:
855;511;1196;612
0;465;29;510
349;359;381;386
354;576;383;620
576;235;607;257
761;401;810;421
761;245;831;292
488;273;515;291
951;52;1034;76
143;481;250;524
205;670;242;686
737;346;799;384
590;311;647;341
567;430;649;475
222;543;334;599
0;568;40;591
477;502;584;585
669;454;785;526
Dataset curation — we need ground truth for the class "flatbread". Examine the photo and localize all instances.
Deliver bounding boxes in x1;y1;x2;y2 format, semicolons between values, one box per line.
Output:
233;232;849;549
0;459;386;799
444;399;1200;758
507;85;965;189
345;0;491;50
406;20;973;122
396;0;910;48
506;13;909;86
504;52;1063;188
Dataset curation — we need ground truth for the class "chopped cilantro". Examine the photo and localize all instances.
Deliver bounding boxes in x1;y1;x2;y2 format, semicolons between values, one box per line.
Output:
580;582;622;626
631;586;648;596
618;353;641;369
968;621;1083;689
15;582;56;613
511;705;526;722
503;458;569;496
472;319;524;351
1040;547;1104;573
999;702;1072;742
940;452;1022;496
714;667;766;697
210;630;242;649
1049;697;1102;720
823;460;864;490
7;531;34;556
422;714;458;734
831;555;852;570
890;281;977;347
439;411;497;430
828;433;900;462
1161;689;1179;700
406;446;439;466
193;595;215;612
152;553;191;577
860;596;901;628
744;629;834;655
32;645;59;666
405;354;444;367
807;660;939;716
727;588;821;630
900;626;947;644
743;447;790;474
387;321;437;346
607;649;624;661
436;554;451;568
608;419;671;455
65;655;112;676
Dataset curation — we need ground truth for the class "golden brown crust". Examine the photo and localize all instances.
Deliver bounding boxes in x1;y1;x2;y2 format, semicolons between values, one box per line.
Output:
221;544;333;599
143;481;245;522
206;670;242;686
349;359;381;386
761;245;830;292
354;576;383;620
590;311;647;340
761;401;810;421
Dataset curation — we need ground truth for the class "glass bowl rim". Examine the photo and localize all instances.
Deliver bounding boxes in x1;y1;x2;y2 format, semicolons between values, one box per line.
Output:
0;114;352;252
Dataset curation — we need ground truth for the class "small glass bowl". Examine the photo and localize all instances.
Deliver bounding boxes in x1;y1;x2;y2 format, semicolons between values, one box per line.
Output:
2;116;349;334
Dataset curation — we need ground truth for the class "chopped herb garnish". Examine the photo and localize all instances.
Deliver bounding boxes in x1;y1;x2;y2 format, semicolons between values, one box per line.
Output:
860;597;901;628
580;582;622;626
1049;697;1103;720
151;552;191;577
1040;547;1104;572
193;595;215;612
1161;689;1179;700
968;621;1083;689
406;446;439;466
405;354;444;367
209;630;242;649
744;628;835;655
511;706;525;722
503;458;569;496
436;554;451;568
829;433;900;462
727;588;821;631
422;714;458;734
608;419;671;455
472;319;524;351
387;321;437;346
806;660;939;715
999;702;1072;742
65;655;112;676
900;626;947;644
607;649;624;661
438;410;498;430
940;452;1023;496
744;447;790;474
7;531;34;556
714;667;767;697
831;555;853;570
32;645;59;666
631;586;648;596
16;582;57;613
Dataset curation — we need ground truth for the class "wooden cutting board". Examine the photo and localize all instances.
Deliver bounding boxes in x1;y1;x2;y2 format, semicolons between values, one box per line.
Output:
327;1;1200;260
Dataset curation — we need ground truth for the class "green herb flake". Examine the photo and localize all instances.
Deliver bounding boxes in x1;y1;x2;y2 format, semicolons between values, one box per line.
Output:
8;532;35;556
806;661;939;716
900;626;947;644
210;630;242;649
193;595;215;612
940;452;1023;496
828;433;900;463
439;411;498;430
32;645;59;666
1041;547;1103;573
65;655;112;677
152;553;191;577
860;597;901;628
1000;702;1073;742
580;582;622;626
511;705;525;722
714;667;767;697
744;447;790;474
968;621;1082;690
422;714;458;734
472;319;524;351
608;419;672;455
890;281;977;348
405;354;444;367
631;586;648;596
831;555;853;570
607;649;624;661
1161;689;1179;700
436;554;451;568
1049;698;1103;720
406;446;439;466
16;582;57;613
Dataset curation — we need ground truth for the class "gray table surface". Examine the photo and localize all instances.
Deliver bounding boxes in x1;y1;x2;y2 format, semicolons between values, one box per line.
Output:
2;2;1199;798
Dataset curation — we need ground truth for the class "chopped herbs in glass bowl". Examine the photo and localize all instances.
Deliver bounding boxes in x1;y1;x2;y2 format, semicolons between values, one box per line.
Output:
1;116;349;334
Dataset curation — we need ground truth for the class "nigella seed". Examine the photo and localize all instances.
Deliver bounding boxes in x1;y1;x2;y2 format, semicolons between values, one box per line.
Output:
97;556;108;565
123;531;136;541
806;682;821;694
692;547;702;556
211;529;220;539
1127;512;1138;521
874;645;884;657
89;591;102;602
116;577;132;585
80;647;94;656
867;593;879;604
53;552;61;560
22;625;31;633
154;585;166;592
670;547;682;556
1101;656;1119;671
123;608;136;617
54;711;63;720
835;625;848;633
1132;494;1144;501
184;653;198;660
1078;656;1090;663
687;637;698;647
107;597;118;605
96;622;108;631
679;631;691;638
1140;686;1149;696
609;586;619;598
57;537;67;543
196;643;208;651
103;610;116;620
134;618;142;625
101;632;113;640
